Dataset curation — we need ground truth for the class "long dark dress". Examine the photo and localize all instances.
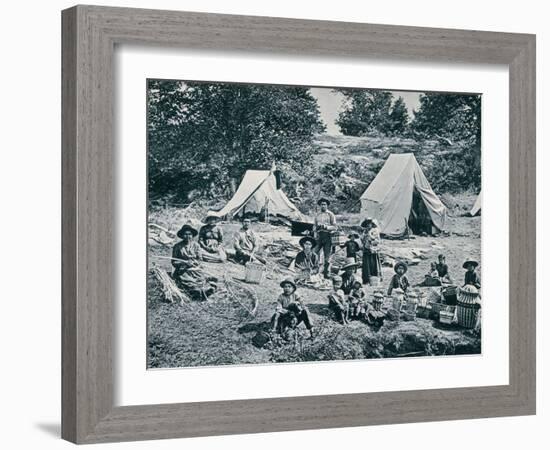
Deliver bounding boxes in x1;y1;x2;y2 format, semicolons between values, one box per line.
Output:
361;227;382;284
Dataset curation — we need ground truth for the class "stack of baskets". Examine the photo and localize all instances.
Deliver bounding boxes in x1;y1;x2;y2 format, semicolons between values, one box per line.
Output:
330;231;346;246
457;285;481;328
402;291;418;321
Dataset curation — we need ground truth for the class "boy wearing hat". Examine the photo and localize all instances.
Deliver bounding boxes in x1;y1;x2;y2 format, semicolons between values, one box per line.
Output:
463;258;481;289
271;279;314;338
340;257;361;295
342;232;362;261
313;197;337;279
328;275;349;325
387;261;410;296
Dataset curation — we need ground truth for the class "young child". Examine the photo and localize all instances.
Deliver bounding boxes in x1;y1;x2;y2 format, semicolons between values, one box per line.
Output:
271;279;314;338
387;261;410;296
462;258;481;289
348;280;366;319
328;275;349;325
417;262;442;287
342;233;362;261
436;254;452;284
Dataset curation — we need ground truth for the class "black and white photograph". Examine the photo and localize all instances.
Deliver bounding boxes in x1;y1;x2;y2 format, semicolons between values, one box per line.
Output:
146;79;482;369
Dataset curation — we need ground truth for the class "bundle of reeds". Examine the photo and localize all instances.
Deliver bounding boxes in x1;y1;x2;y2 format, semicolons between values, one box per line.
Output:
151;264;190;304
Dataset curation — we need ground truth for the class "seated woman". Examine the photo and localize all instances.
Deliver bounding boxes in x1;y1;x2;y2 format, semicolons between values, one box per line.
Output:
172;224;217;300
294;236;320;283
198;215;226;263
271;279;314;338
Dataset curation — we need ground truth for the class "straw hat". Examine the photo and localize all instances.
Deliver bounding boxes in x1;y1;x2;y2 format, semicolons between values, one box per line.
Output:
340;257;360;271
279;278;297;291
317;197;331;206
373;292;385;298
394;261;408;274
177;224;198;238
299;236;317;248
462;258;479;269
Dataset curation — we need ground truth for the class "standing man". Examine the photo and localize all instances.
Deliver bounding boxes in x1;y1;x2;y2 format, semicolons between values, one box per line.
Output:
313;197;337;278
234;217;259;265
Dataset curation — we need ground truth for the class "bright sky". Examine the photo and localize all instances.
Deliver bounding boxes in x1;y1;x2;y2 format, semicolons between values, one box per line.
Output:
310;87;421;135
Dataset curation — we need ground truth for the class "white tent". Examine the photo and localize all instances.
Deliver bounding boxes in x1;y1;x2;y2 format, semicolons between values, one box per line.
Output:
360;153;447;237
208;169;303;220
470;191;482;216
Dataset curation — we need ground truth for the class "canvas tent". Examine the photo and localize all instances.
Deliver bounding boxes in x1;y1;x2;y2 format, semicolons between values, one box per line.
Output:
208;169;303;221
470;191;482;216
360;153;447;237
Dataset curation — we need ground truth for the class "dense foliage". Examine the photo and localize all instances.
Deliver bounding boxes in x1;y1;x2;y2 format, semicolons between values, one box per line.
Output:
411;93;481;191
148;80;325;202
335;89;409;136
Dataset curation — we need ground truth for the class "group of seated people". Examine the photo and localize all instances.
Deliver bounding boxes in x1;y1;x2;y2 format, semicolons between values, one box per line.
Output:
271;254;482;335
170;210;481;335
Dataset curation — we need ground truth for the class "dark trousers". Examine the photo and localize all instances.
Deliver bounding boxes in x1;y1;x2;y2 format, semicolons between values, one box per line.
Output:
271;306;313;333
314;232;333;278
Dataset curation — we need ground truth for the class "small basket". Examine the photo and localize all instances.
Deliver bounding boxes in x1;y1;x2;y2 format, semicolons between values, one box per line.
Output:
244;262;266;284
428;301;444;320
416;305;430;319
439;307;455;325
442;285;458;305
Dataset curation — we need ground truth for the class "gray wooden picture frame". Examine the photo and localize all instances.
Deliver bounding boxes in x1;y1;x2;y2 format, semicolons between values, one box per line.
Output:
61;5;536;444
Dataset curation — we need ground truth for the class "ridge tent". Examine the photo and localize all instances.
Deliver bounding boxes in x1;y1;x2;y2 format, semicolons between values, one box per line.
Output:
470;191;482;216
360;153;447;237
207;169;303;221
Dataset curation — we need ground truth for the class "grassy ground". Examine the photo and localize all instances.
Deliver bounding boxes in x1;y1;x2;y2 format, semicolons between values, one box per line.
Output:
147;192;481;369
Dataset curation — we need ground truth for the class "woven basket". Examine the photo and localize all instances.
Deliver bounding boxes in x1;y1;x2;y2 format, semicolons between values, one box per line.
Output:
442;285;458;305
457;285;481;328
439;310;455;324
244;262;266;284
331;232;346;246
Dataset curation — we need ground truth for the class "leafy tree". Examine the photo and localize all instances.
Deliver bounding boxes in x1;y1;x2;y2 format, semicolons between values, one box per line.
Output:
335;89;395;136
387;96;409;134
411;93;481;191
148;80;325;202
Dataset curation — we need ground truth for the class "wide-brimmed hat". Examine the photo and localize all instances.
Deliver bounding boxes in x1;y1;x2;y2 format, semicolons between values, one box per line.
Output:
340;257;360;271
394;261;408;274
299;236;317;248
361;217;378;228
279;278;297;290
317;197;331;206
462;258;479;269
348;232;360;239
177;224;198;238
203;214;220;223
373;291;385;298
